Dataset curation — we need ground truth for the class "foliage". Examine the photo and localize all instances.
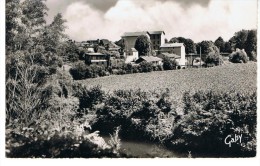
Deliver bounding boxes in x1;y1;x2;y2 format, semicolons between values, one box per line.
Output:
169;90;256;157
244;30;257;61
134;35;151;56
115;38;126;55
229;49;248;63
205;46;222;66
6;121;121;158
228;29;257;61
93;89;176;142
170;37;196;54
69;61;108;80
196;40;215;55
214;37;225;53
162;57;177;70
139;61;153;73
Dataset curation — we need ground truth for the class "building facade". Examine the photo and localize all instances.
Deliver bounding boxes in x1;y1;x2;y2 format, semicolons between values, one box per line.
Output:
160;43;186;66
121;31;150;50
149;31;165;51
85;53;109;67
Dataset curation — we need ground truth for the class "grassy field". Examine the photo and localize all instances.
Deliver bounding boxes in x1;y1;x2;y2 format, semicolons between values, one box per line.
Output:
78;62;257;104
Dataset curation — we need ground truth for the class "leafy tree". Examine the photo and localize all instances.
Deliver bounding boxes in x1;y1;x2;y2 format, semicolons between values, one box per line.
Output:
196;40;215;55
244;29;257;61
169;37;196;54
234;29;248;49
6;0;67;125
115;38;127;55
134;35;151;56
224;42;232;53
214;37;225;53
6;0;21;51
169;37;179;43
205;46;222;66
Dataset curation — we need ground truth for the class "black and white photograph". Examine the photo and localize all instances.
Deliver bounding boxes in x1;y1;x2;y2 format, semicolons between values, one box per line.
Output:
2;0;259;162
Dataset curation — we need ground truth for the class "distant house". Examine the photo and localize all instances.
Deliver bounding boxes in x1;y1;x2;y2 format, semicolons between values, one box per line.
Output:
85;53;109;67
125;48;139;63
121;30;165;56
148;31;165;51
121;31;150;50
160;43;186;66
135;56;162;65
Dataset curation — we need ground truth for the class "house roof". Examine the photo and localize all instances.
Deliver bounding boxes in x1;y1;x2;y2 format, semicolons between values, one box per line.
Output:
160;52;181;59
137;56;162;62
160;43;184;48
122;31;149;37
148;31;165;35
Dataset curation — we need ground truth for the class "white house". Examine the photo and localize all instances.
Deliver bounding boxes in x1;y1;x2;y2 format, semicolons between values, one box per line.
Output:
160;43;186;66
124;48;139;63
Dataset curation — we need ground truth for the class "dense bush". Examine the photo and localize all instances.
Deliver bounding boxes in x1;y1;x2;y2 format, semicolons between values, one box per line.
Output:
93;89;176;142
168;90;256;157
162;57;177;70
229;49;249;63
6;123;123;158
69;61;108;80
205;46;223;66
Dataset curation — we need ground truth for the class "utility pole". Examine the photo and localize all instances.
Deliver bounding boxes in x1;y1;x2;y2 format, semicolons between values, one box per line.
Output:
200;47;201;67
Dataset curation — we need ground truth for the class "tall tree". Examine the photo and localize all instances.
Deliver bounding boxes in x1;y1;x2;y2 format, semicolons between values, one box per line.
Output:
196;40;215;55
214;37;225;53
234;29;248;49
6;0;21;51
244;29;257;61
134;35;151;56
169;37;196;54
224;42;232;53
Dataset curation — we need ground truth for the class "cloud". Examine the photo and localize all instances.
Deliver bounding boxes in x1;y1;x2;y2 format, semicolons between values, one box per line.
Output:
157;0;210;8
85;0;118;12
60;0;257;42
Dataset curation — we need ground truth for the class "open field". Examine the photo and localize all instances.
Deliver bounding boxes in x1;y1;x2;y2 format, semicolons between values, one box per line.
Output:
79;62;257;100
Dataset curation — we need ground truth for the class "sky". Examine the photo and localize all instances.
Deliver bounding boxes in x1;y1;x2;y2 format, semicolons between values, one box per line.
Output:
45;0;258;43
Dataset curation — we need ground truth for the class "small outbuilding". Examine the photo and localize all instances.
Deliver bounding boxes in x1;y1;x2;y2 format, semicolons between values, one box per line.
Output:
135;56;162;65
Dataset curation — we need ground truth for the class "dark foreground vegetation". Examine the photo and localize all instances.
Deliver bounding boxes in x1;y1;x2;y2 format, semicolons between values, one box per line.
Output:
6;84;256;158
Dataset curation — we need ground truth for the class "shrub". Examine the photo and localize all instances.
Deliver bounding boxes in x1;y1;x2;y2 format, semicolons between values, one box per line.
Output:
93;89;176;141
139;61;153;73
162;57;177;70
229;49;249;63
70;62;107;80
169;90;256;157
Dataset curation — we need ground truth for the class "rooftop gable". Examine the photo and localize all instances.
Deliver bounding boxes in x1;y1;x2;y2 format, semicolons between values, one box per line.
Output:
122;31;149;37
148;31;165;35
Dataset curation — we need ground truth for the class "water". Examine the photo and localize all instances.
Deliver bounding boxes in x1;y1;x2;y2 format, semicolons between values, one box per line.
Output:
102;135;185;158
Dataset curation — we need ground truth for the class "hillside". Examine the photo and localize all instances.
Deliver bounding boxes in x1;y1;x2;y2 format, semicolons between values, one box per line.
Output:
79;62;257;102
